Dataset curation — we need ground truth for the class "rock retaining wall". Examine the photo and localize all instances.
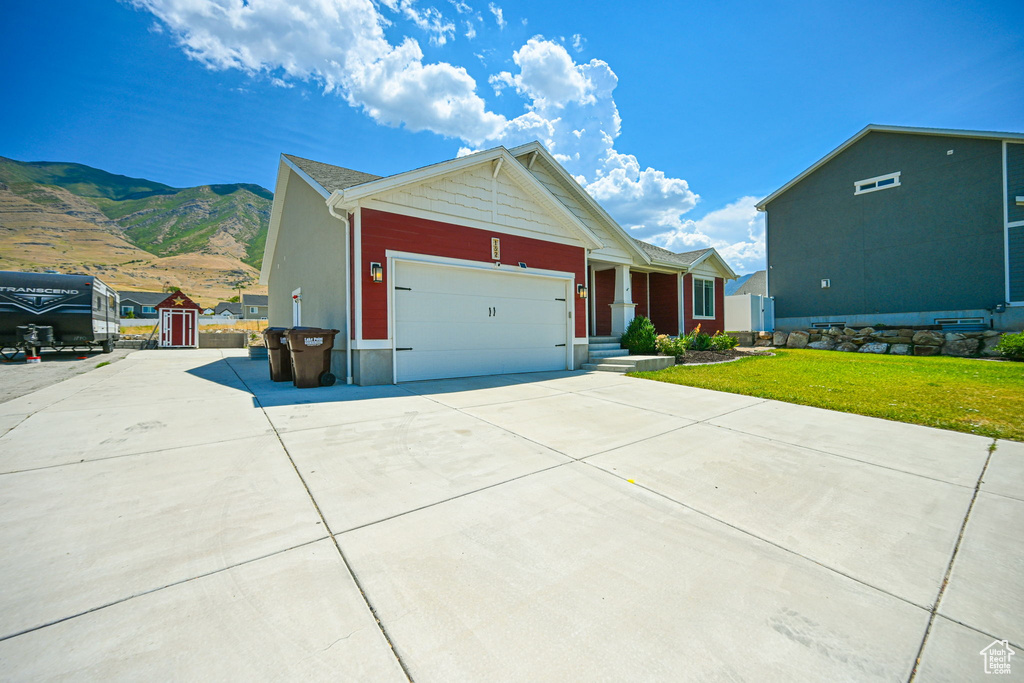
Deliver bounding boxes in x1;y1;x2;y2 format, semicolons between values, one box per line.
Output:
771;327;1011;357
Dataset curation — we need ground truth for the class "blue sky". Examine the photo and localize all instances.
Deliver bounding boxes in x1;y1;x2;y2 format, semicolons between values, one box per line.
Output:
2;0;1022;272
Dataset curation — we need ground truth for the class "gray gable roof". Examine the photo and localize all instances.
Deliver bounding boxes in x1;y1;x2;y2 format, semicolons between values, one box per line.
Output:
118;290;169;306
283;154;382;194
241;294;268;306
632;239;712;267
732;270;767;296
215;302;242;315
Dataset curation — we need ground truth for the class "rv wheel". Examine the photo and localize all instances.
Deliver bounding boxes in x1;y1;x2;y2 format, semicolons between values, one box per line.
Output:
101;340;113;354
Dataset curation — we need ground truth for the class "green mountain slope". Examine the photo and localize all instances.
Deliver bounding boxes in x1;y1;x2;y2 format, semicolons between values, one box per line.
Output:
0;156;271;268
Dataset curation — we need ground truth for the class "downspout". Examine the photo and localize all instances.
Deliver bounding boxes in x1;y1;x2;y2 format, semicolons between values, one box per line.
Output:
327;192;354;385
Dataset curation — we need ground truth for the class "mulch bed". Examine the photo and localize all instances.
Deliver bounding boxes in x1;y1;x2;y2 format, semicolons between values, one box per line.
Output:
674;349;770;365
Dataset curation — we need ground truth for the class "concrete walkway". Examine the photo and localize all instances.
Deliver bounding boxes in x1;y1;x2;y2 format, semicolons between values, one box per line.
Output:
0;350;1020;681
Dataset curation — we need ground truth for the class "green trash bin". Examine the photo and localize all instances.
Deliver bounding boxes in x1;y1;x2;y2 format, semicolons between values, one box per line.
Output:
284;327;340;388
262;327;292;382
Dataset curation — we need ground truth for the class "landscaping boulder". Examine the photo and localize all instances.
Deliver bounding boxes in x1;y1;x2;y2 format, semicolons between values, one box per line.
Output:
842;328;858;336
773;331;789;347
897;329;915;339
944;332;966;342
809;333;822;342
875;330;899;338
913;345;941;356
807;338;836;350
835;342;859;352
734;331;755;346
981;335;1004;357
982;329;1001;337
786;330;810;348
857;327;875;335
889;344;911;355
886;336;914;345
942;339;979;357
912;330;945;346
858;342;889;354
826;327;843;336
754;339;773;347
758;331;773;340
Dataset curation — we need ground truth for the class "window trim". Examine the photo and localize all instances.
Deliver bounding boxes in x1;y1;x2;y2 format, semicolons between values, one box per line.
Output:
249;306;259;314
141;306;156;314
120;305;133;316
692;276;716;320
854;171;901;195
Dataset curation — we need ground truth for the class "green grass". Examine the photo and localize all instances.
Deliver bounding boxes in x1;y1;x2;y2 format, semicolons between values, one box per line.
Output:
630;349;1024;441
95;361;110;368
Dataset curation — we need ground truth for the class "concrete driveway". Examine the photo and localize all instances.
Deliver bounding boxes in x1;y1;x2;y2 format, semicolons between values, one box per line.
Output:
0;350;1020;681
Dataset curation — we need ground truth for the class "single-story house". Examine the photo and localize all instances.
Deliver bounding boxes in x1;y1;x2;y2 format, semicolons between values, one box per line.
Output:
214;302;242;318
728;270;767;297
261;142;736;385
241;294;268;320
117;290;168;319
200;306;216;316
757;124;1024;331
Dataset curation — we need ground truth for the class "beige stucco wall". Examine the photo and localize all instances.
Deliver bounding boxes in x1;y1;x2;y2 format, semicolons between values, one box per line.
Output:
266;170;349;376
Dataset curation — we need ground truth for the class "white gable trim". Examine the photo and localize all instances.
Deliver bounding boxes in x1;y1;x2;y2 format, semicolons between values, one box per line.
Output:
757;124;1024;210
260;159;292;285
509;141;652;266
688;248;738;280
327;147;603;250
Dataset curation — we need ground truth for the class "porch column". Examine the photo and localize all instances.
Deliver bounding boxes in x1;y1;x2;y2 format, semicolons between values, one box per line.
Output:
609;264;635;336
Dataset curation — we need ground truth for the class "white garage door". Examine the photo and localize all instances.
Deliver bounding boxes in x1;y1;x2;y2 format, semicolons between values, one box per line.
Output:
394;261;571;382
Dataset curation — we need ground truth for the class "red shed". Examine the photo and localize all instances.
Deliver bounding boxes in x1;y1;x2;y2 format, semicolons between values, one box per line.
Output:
157;291;200;348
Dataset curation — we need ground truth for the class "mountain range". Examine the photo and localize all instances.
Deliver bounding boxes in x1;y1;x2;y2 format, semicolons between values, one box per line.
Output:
0;156;271;302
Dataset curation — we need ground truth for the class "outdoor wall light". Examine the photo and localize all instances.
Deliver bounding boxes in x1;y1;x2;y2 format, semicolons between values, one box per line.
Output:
577;284;588;299
370;262;383;283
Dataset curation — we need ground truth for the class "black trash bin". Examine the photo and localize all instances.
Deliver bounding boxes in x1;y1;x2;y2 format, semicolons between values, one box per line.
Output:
262;327;292;382
284;327;340;388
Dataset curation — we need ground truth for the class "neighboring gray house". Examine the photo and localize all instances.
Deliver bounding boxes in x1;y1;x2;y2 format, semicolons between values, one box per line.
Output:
730;270;767;297
757;125;1024;331
118;290;167;319
241;294;268;319
214;302;242;318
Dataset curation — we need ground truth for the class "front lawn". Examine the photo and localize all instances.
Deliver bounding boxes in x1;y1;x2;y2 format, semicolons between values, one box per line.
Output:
630;349;1024;441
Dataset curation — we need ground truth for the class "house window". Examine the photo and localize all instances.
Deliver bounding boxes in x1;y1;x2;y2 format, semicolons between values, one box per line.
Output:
120;305;133;316
855;172;901;195
249;306;258;314
693;277;715;319
142;306;156;314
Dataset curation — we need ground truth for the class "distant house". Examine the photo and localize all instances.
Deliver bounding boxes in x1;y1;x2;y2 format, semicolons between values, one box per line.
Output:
241;293;268;320
730;270;767;297
200;306;215;315
117;290;168;319
757;125;1024;331
214;302;242;318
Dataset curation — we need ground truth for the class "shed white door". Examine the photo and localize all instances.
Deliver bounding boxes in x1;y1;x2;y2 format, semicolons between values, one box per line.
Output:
394;261;570;382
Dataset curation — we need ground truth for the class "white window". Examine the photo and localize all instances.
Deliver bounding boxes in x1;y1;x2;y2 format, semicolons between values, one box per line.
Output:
249;306;258;314
120;305;133;316
855;171;901;195
693;277;715;319
142;306;156;314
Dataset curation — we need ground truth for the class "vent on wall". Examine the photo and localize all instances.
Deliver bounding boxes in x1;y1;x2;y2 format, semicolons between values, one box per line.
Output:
821;279;831;288
811;322;846;329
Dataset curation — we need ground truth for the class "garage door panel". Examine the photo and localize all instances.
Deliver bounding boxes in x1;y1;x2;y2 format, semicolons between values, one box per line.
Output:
394;261;571;382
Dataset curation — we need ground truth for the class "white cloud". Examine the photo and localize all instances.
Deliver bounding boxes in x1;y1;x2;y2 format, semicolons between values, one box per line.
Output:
571;33;585;53
133;0;504;143
381;0;456;47
448;0;472;13
464;21;476;39
487;3;506;29
652;197;766;272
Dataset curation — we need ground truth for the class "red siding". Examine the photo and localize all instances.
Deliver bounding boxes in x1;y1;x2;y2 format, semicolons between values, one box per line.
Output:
682;274;726;335
648;273;678;335
593;269;614;336
631;271;649;320
359;208;587;339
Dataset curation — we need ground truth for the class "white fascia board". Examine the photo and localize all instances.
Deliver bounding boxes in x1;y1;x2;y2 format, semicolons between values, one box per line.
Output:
329;146;604;250
259;159;293;285
757;124;1024;211
281;155;330;198
688;248;739;280
509;141;653;266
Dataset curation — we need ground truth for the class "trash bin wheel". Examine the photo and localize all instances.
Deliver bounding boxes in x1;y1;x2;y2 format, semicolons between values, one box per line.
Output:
319;372;336;387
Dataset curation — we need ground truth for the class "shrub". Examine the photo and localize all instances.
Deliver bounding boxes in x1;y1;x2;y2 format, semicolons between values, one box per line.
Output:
710;331;740;351
682;324;713;351
995;331;1024;361
621;315;657;355
124;310;135;319
656;334;686;358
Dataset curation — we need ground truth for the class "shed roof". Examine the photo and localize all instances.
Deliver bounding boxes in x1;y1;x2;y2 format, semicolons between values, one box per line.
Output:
156;291;200;311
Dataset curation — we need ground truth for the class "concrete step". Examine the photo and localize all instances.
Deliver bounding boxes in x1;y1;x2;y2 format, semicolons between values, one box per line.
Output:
583;355;677;373
589;342;622;351
581;362;633;373
589;348;627;359
588;336;620;344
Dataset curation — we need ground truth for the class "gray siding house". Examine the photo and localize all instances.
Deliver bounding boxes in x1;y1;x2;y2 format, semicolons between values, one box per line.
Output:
757;125;1024;331
117;290;168;319
241;294;268;320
